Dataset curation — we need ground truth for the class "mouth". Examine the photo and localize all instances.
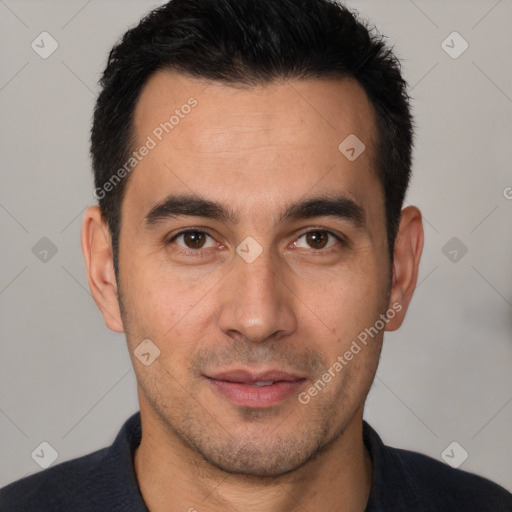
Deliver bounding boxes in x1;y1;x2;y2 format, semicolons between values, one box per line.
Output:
204;369;307;408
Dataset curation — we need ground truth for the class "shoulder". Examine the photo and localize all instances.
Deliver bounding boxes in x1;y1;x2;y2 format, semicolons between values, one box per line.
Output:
0;448;108;512
0;412;145;512
363;422;512;511
385;445;512;511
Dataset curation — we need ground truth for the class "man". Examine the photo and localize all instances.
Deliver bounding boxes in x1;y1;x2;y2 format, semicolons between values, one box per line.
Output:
1;0;511;510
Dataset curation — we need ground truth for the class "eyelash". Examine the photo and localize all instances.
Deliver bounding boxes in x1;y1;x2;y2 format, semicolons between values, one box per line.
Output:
294;229;347;254
168;228;220;257
168;228;346;256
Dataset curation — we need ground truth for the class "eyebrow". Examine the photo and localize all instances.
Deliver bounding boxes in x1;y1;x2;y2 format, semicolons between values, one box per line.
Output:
144;195;237;226
143;193;366;229
280;194;365;228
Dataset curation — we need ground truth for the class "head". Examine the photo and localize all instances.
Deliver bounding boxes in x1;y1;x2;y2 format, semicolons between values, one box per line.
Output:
83;0;423;477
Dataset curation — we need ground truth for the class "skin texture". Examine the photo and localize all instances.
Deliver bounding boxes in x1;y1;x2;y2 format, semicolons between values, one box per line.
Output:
82;71;424;512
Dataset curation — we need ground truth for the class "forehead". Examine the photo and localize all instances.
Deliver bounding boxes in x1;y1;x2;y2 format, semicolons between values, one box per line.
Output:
133;70;376;151
127;70;381;224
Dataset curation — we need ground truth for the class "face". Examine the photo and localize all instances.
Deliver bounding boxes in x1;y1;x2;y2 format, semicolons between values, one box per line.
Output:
111;71;396;476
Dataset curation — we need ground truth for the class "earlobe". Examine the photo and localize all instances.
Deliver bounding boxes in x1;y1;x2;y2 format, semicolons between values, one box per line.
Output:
385;206;424;332
81;206;124;333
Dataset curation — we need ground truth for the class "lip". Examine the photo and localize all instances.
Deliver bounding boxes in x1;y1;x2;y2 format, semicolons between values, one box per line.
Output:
205;368;307;408
207;369;306;383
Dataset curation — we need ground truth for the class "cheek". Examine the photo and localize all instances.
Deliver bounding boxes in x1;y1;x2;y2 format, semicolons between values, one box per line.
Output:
293;254;388;357
119;260;218;360
303;251;384;311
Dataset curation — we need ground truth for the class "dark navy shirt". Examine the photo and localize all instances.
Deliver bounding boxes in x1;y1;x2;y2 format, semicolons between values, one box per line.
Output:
1;412;511;511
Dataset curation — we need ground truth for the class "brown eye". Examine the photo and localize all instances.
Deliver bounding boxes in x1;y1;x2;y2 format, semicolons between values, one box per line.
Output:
305;231;329;249
183;231;206;248
173;230;216;250
294;230;339;250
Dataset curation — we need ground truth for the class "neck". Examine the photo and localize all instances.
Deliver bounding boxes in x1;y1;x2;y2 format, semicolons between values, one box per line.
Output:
134;400;372;512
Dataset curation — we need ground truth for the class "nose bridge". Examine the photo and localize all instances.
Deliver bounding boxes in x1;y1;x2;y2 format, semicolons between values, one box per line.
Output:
218;247;297;342
239;251;278;305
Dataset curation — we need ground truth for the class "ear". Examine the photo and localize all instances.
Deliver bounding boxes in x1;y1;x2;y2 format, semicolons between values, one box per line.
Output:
81;206;124;333
385;205;424;331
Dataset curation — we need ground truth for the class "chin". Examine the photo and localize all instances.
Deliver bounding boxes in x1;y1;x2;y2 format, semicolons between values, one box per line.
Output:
187;425;332;478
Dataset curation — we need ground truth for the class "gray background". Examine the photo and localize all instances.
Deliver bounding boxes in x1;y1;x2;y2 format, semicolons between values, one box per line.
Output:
1;0;511;492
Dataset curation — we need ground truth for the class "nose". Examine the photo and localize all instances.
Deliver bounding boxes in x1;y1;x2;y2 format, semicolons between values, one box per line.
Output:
218;249;298;344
